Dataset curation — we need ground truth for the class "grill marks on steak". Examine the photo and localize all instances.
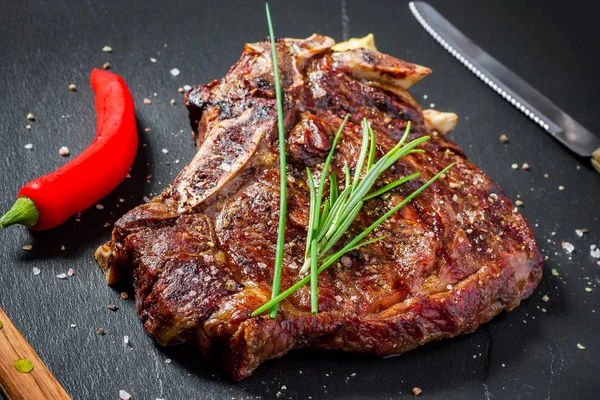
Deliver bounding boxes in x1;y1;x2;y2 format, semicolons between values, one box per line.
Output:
95;34;542;380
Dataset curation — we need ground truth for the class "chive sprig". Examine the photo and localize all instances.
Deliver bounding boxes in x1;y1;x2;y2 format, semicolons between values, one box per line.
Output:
259;4;454;318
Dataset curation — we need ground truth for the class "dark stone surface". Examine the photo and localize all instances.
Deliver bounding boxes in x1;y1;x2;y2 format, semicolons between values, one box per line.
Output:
0;0;598;399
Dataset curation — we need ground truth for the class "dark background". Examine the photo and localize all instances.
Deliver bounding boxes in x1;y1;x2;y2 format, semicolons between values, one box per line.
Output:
1;0;599;399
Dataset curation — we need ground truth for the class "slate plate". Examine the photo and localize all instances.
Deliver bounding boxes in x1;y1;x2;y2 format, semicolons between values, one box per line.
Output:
0;0;598;399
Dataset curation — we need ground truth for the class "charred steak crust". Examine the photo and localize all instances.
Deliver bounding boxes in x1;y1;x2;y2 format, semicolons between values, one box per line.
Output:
95;34;542;381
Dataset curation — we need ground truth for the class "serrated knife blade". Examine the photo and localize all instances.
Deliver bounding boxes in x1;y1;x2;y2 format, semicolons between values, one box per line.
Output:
409;1;600;173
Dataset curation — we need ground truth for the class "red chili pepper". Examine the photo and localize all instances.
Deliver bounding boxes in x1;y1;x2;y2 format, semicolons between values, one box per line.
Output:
0;69;137;230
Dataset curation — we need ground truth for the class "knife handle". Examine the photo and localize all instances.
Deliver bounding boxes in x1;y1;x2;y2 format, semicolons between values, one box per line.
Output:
592;148;600;174
0;307;71;400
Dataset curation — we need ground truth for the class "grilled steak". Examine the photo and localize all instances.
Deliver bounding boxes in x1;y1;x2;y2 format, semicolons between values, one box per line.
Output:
95;34;542;381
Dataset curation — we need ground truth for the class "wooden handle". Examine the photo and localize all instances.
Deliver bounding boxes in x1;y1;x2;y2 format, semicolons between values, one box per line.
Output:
592;147;600;174
0;307;70;400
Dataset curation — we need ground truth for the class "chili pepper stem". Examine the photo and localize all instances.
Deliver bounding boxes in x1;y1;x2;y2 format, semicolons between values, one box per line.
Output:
0;197;39;228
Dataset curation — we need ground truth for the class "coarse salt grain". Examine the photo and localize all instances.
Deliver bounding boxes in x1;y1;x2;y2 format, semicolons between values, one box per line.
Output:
33;267;41;276
59;146;70;156
119;390;131;400
22;245;33;251
165;358;172;364
591;247;600;258
225;279;236;291
575;229;583;237
183;84;192;91
96;204;104;210
511;163;518;170
170;98;176;105
144;98;152;105
25;124;31;130
577;343;585;350
558;186;565;191
150;57;157;63
56;273;67;279
69;84;77;91
67;268;74;277
562;242;574;254
24;144;33;150
124;336;130;345
102;46;113;53
162;148;168;154
499;134;509;143
170;68;180;76
26;113;35;120
541;295;549;302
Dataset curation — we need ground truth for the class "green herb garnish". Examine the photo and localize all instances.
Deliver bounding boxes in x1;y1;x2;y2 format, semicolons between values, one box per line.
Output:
256;4;454;317
265;3;287;319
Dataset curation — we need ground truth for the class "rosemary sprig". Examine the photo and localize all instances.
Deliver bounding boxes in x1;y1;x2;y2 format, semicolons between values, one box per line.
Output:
256;4;454;318
265;3;287;319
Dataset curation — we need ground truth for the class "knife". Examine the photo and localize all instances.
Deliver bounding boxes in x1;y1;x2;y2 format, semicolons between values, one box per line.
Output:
409;1;600;173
